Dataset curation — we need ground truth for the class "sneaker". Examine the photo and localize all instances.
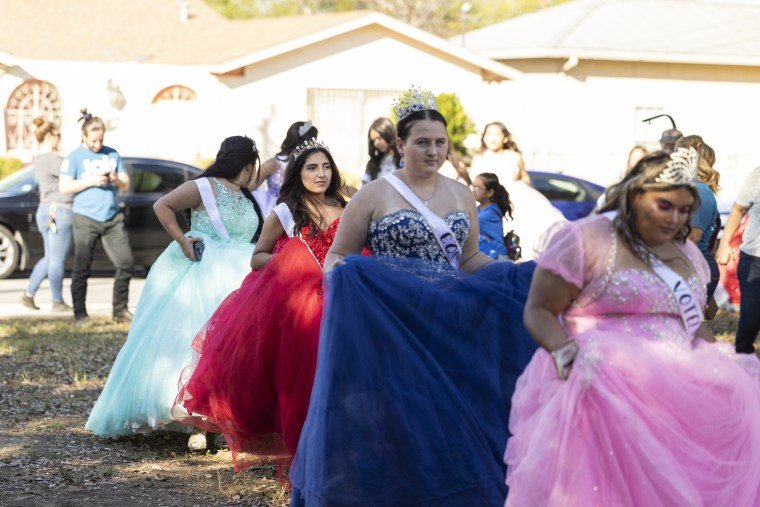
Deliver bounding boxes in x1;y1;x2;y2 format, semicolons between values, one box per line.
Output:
112;309;133;323
52;301;72;313
188;430;207;451
20;294;39;310
74;314;89;326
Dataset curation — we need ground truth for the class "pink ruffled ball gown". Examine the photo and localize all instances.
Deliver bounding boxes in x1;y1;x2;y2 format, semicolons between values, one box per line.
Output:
505;215;760;507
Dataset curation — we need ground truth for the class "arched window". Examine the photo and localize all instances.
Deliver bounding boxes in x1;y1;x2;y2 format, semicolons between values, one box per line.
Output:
151;85;197;104
5;80;63;151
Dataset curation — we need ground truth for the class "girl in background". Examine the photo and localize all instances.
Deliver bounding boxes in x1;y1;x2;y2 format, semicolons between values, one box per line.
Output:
472;172;513;259
470;121;565;260
21;118;72;312
362;117;400;185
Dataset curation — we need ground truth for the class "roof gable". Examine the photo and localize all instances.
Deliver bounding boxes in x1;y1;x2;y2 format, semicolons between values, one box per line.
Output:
0;1;518;80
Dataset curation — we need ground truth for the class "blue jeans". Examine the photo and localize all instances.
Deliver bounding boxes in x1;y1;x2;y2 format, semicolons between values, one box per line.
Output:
735;252;760;354
26;203;73;303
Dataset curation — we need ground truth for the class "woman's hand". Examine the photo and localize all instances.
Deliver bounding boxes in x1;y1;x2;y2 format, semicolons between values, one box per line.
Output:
550;339;579;380
181;236;201;261
715;244;733;265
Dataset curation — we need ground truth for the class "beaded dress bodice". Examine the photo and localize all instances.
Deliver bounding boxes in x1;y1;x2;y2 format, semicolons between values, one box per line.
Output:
191;178;259;242
559;220;706;348
367;209;470;264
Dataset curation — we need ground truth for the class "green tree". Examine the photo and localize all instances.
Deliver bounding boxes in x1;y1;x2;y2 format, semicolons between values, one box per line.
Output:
435;92;475;157
204;0;574;36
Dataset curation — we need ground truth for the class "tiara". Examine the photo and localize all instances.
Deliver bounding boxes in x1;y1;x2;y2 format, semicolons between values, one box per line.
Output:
393;86;438;122
292;137;329;160
655;147;698;186
298;121;313;137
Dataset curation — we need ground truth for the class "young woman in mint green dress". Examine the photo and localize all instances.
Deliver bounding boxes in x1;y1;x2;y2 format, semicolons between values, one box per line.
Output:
85;136;262;443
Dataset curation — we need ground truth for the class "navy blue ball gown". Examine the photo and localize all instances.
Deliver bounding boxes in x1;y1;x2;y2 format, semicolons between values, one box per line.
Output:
289;209;537;506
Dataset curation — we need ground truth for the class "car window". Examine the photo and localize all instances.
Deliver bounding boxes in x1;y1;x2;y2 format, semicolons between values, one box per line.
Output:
0;166;36;194
129;163;188;194
532;175;586;202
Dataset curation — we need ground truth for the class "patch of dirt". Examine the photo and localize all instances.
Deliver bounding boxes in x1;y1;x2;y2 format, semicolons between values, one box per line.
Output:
0;318;289;506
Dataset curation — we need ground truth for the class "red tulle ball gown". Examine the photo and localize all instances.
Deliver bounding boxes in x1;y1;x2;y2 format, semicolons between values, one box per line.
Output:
174;206;340;476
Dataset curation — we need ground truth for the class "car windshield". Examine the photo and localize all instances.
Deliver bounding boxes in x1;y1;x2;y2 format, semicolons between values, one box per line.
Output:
0;166;36;194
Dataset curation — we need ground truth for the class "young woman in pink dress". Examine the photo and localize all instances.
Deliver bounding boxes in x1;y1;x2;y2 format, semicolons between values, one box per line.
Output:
173;139;348;477
505;149;760;506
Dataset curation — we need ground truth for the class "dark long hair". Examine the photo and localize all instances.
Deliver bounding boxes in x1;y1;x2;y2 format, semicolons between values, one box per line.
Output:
278;121;318;158
365;117;401;181
479;121;521;153
189;135;264;241
476;172;513;220
277;146;347;237
397;109;448;142
599;151;700;266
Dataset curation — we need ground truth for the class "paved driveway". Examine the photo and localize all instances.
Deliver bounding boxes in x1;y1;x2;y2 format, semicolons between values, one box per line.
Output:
0;275;145;319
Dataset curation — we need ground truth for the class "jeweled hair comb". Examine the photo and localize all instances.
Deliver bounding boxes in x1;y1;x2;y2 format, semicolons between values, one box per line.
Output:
655;147;698;186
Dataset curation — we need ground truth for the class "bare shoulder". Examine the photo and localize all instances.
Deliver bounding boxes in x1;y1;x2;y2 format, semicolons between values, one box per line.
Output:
349;177;388;204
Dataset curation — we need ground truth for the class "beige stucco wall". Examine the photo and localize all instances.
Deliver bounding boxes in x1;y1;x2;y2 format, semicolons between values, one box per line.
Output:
485;58;760;198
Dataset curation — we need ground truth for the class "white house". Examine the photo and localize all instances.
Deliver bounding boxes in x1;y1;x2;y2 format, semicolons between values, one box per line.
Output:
0;0;518;185
461;0;760;195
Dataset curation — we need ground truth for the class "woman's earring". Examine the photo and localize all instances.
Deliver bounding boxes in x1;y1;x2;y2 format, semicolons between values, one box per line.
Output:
399;152;405;168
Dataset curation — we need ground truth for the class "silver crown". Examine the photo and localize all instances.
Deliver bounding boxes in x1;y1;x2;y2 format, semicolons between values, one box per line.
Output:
292;137;329;160
251;138;257;153
656;147;698;186
393;86;438;122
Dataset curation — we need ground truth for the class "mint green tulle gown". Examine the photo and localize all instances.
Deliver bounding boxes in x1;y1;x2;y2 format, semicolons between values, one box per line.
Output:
85;178;259;436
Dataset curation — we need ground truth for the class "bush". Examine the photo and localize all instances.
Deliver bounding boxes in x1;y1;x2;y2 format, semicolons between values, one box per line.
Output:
435;92;476;158
0;157;23;180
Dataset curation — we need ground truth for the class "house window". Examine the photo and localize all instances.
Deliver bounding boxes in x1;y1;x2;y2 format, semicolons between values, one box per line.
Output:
307;88;404;185
5;80;63;151
151;85;197;104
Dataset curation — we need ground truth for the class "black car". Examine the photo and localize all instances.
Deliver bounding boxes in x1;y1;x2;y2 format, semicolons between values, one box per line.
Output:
0;157;201;279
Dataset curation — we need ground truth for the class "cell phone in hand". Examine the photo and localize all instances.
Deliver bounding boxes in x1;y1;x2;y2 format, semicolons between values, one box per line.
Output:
193;240;205;261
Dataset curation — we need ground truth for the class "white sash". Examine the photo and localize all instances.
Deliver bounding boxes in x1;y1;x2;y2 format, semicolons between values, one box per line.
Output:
272;202;323;270
601;212;701;337
194;178;230;241
384;173;461;269
273;202;297;238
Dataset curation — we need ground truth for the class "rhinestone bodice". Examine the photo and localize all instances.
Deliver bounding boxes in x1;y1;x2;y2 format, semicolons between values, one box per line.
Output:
190;177;259;242
563;225;705;347
367;209;470;263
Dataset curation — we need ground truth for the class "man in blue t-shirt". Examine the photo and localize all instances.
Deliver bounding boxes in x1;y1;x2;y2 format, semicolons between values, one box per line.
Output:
60;112;133;323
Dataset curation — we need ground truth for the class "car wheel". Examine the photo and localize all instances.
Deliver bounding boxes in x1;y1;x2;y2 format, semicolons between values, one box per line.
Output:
0;224;20;279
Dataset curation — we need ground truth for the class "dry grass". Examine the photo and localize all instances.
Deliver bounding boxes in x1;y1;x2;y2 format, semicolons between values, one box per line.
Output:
0;317;289;507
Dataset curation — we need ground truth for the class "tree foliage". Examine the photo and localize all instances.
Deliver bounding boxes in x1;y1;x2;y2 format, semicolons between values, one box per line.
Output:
204;0;573;36
435;93;475;156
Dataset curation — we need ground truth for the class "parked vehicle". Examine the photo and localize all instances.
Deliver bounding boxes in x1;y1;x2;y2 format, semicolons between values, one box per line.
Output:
528;171;605;220
0;157;201;279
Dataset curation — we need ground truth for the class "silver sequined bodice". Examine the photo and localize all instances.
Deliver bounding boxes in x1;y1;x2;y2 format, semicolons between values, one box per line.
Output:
190;178;259;242
367;209;470;263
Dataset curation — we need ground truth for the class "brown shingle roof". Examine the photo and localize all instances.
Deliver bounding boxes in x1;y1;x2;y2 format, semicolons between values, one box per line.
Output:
0;0;369;64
